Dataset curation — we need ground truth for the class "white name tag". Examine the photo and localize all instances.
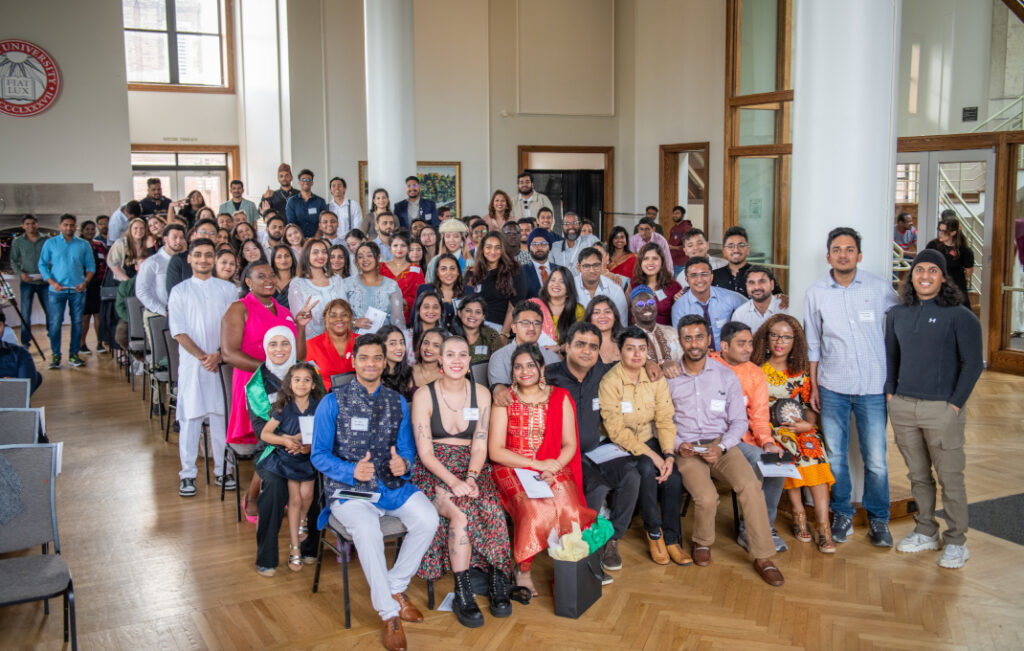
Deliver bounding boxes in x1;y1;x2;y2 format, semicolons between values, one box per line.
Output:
621;401;633;414
410;265;422;273
351;417;369;431
592;397;600;411
859;310;875;322
474;345;488;355
307;207;317;215
710;399;726;413
464;408;479;421
655;289;667;301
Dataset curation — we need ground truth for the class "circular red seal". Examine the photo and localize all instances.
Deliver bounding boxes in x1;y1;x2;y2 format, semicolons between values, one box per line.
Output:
0;40;61;117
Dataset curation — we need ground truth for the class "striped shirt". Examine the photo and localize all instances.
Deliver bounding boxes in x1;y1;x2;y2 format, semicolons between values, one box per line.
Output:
803;269;898;396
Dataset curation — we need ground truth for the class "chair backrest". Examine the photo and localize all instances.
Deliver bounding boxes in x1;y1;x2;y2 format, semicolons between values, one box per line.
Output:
0;378;31;408
163;329;179;383
331;372;356;387
219;363;233;413
0;444;59;554
0;409;41;444
147;315;169;365
126;296;146;340
471;362;489;387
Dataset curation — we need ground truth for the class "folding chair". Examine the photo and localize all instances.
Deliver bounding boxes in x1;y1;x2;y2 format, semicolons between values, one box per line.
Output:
146;316;170;428
125;297;148;395
470;362;489;387
0;444;77;650
330;372;356;387
0;408;41;444
0;378;30;408
218;363;250;518
163;329;178;442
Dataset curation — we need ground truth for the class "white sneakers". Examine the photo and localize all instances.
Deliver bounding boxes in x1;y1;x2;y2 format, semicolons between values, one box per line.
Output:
896;531;969;569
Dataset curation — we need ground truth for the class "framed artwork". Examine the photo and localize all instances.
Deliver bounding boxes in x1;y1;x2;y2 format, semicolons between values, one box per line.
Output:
358;161;462;219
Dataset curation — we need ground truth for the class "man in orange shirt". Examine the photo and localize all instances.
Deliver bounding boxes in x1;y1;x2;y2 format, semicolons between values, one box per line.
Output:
710;321;788;552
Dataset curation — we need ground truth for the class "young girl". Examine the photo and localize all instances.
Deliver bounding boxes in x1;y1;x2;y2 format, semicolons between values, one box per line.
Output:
258;362;325;571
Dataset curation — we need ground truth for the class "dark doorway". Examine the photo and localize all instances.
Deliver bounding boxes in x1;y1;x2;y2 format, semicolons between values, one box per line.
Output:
525;169;605;238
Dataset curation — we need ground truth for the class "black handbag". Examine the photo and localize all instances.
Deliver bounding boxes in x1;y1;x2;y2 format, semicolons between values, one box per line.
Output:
552;548;603;618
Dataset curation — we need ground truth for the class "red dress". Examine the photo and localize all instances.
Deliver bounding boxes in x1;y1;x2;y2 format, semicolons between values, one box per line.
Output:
609;253;636;279
491;387;595;568
380;262;426;325
305;331;354;389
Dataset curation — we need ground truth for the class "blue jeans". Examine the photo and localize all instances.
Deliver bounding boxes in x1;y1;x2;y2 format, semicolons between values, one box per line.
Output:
19;282;49;345
47;290;84;357
819;386;890;521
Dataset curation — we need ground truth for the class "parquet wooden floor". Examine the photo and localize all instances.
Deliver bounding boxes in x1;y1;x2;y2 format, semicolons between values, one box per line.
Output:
2;326;1024;650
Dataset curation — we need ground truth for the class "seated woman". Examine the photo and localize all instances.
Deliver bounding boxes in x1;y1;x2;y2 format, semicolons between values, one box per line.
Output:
412;289;447;343
303;299;355;390
412;327;445;391
380;232;425;325
584;295;622;364
410;336;513;627
752;314;836;553
529;267;583;348
488;343;595;596
342;241;405;331
455;295;504;365
379;324;414;400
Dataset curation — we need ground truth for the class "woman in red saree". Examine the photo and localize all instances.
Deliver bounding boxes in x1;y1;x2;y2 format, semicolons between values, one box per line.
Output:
379;232;425;325
607;226;636;279
488;343;596;596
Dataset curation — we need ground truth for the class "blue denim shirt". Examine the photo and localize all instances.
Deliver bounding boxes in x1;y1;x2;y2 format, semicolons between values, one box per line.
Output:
285;193;329;238
38;236;96;288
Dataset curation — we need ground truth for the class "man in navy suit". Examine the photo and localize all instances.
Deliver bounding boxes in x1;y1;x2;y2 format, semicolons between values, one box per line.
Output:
522;228;564;299
393;176;438;229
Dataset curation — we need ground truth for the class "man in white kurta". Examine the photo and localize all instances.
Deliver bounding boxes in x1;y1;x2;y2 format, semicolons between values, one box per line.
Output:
168;238;238;497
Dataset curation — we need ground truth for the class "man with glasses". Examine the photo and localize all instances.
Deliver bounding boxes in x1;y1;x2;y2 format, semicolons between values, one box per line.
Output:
499;221;532;266
394;176;438;229
551;211;599;270
575;247;628;325
713;226;780;299
285;168;329;238
488;301;562;407
670;257;745;351
512;172;553;222
523;228;564;299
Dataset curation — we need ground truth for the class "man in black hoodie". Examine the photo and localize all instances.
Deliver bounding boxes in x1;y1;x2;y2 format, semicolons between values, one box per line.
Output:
884;248;982;570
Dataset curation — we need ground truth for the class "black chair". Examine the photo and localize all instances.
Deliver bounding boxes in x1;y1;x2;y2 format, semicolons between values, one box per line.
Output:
163;329;178;442
219;363;252;519
330;372;356;387
125;296;148;395
146;316;170;428
470;362;489;387
0;444;77;650
0;378;30;408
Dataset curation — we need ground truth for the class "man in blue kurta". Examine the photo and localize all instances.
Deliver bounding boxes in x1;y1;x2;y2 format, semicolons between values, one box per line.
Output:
312;333;439;651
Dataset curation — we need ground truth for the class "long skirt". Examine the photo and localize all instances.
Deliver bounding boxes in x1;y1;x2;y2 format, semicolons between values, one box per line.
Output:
410;443;514;580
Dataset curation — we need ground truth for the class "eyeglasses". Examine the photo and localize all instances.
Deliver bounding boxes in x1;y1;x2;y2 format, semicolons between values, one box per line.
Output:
299;177;312;183
687;271;712;279
723;242;749;250
579;263;601;270
563;221;580;227
768;333;794;343
516;319;542;328
501;226;519;234
632;299;656;308
530;240;550;247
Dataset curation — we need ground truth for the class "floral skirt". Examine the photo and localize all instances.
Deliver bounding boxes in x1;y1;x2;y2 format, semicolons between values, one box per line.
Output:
775;426;836;490
410;443;513;580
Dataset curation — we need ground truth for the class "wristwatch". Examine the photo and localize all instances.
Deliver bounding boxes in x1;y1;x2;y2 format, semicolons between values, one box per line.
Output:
718;443;728;453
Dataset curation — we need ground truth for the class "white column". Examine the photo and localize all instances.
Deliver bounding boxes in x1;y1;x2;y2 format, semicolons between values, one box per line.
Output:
364;0;417;207
789;0;901;316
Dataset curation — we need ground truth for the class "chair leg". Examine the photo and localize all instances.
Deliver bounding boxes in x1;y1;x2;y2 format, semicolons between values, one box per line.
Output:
312;533;326;593
428;580;435;610
731;490;740;538
67;581;77;651
165;394;173;441
342;541;352;629
203;426;211;485
234;452;243;522
63;590;69;641
221;446;228;502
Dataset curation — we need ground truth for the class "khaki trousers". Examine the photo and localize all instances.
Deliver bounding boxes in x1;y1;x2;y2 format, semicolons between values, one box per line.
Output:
888;395;968;545
676;443;775;559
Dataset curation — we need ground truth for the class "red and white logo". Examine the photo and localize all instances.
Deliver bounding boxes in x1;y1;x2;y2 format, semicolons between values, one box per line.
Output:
0;40;61;117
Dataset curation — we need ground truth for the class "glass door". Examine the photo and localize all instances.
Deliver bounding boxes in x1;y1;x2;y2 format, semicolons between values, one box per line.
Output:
992;144;1024;369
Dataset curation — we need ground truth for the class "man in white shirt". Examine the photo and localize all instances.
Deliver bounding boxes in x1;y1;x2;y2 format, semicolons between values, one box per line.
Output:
168;238;239;497
488;301;562;406
551;212;599;271
575;247;628;325
511;172;553;221
730;266;788;332
328;176;362;235
218;180;259;225
675;229;729;288
135;223;187;350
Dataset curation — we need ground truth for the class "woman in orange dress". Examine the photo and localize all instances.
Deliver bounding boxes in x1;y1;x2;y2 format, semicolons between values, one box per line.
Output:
379;232;425;325
607;226;636;279
488;343;595;596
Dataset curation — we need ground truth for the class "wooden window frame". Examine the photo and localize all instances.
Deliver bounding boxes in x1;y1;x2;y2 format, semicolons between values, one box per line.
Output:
130;144;240;183
659;142;710;234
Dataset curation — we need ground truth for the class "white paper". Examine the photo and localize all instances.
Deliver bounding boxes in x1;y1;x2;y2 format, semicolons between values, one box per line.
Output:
620;401;633;414
28;273;43;281
585;443;630;464
356;306;388;335
514;467;555;498
299;416;315;444
692;446;708;453
537;332;558;348
437;592;456;612
757;460;803;479
54;441;63;476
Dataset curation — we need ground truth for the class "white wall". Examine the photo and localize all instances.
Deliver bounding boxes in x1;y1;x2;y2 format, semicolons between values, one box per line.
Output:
127;92;239;145
0;0;131;200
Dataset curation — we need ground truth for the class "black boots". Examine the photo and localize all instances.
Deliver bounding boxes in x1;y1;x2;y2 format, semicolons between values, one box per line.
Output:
487;565;512;617
452;570;484;628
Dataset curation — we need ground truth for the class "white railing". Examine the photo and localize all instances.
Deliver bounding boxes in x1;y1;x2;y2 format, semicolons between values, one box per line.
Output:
970;95;1023;133
937;167;984;295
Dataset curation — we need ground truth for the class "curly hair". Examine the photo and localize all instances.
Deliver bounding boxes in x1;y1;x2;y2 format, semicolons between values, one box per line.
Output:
631;242;673;290
751;314;809;375
897;274;964;307
467;232;517;298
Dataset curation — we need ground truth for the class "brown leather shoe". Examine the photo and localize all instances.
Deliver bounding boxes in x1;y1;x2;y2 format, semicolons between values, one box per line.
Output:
382;616;407;651
392;592;424;622
692;544;712;567
646;531;670;565
753;558;785;587
666;543;693;566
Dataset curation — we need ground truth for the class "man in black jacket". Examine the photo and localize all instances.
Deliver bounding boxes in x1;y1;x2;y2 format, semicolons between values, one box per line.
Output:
884;248;982;570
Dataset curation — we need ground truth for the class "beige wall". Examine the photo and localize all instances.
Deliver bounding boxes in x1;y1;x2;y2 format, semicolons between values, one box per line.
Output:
127;92;240;146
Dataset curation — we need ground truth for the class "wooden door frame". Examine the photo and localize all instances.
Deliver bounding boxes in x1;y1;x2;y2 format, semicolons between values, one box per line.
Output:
659;142;710;235
517;145;615;235
130;144;241;184
898;131;1024;374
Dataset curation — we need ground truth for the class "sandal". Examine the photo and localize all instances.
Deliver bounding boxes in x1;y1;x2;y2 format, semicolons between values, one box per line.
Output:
816;521;836;554
791;511;813;543
288;545;303;572
298;518;308;542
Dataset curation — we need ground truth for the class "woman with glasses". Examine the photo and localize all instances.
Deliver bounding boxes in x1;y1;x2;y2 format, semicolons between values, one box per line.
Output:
631;242;682;326
751;314;835;554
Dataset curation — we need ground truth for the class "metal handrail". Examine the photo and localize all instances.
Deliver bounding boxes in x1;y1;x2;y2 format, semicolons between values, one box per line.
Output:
938;167;985;235
970;94;1023;133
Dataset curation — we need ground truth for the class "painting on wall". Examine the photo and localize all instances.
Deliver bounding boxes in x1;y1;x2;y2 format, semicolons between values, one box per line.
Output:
358;161;462;219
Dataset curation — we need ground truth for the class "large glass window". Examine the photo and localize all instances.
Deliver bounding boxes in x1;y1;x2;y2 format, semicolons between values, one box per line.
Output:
123;0;231;89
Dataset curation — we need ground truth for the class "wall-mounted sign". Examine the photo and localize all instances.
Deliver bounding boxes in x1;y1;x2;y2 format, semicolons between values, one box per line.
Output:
0;40;61;117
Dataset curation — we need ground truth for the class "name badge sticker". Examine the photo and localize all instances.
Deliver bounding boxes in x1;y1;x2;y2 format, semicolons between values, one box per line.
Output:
351;417;369;431
655;289;667;301
709;399;726;413
307;207;317;215
859;310;875;322
464;408;479;421
592;397;601;411
474;345;488;355
621;401;633;414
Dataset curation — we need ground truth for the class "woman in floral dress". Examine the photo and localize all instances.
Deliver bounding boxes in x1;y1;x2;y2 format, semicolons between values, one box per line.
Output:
752;314;836;553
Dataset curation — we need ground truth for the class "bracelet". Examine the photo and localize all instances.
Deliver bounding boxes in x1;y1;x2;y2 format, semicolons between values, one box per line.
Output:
466;469;480;481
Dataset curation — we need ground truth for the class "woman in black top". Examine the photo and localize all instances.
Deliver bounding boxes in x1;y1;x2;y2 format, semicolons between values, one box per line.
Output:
465;232;525;337
926;216;974;306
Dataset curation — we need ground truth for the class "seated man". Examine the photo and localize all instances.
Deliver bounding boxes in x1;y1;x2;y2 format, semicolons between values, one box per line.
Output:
709;321;787;552
0;311;42;393
488;301;562;406
312;333;440;651
599;326;688;567
545;322;640;580
667;314;784;587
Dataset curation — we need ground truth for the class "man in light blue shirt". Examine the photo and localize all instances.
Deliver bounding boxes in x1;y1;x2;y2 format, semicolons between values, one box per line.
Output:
804;226;898;548
670;257;745;351
106;200;142;245
38;214;96;369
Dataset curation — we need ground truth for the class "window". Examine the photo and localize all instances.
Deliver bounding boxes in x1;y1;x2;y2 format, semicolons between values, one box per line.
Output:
123;0;233;91
130;148;237;208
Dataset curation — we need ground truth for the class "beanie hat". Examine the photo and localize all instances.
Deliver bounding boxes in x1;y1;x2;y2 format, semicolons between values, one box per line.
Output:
910;248;948;276
630;284;654;302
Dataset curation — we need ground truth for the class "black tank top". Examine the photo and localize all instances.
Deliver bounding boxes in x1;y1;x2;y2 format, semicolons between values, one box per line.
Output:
428;380;478;440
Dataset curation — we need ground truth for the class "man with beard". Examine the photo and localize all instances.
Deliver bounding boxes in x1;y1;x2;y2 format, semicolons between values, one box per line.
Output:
551;211;599;271
393;176;438;229
731;266;788;332
373;212;397;262
218;179;260;225
712;226;784;301
318;210;345;247
667;205;693;275
522;228;565;299
258;213;286;258
517;217;536;255
512;172;553;221
262;163;300;216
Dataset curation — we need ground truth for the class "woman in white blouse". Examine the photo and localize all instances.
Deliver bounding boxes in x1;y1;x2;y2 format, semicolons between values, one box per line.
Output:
287;238;345;339
342;241;405;331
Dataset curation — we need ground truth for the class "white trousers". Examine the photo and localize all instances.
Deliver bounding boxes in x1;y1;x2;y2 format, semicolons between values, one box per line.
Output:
330;491;439;621
178;413;226;480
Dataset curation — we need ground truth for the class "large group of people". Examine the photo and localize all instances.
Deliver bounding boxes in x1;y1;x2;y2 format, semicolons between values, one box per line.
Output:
3;164;986;651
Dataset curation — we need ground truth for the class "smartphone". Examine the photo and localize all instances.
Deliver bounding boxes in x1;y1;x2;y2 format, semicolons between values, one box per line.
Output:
692;446;709;453
332;489;381;502
761;451;796;464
